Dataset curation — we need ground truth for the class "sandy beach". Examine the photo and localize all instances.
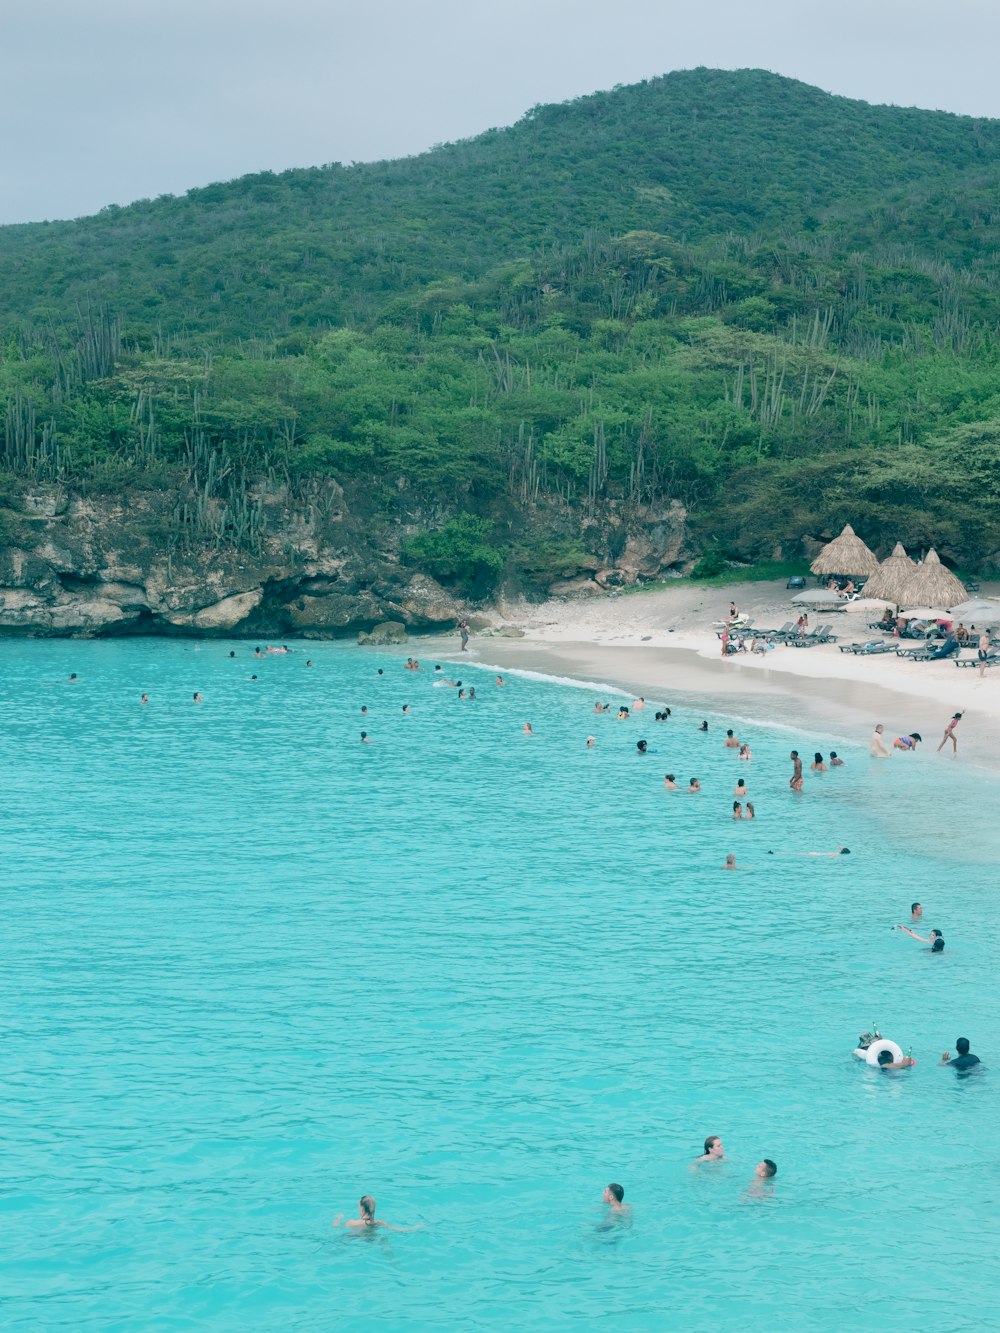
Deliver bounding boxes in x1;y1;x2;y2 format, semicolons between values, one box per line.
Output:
454;578;1000;766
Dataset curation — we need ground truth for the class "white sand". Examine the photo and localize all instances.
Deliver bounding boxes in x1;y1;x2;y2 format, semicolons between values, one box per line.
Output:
457;579;1000;765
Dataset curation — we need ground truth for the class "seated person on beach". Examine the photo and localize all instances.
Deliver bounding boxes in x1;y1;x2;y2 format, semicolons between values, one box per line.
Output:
723;729;741;748
694;1135;725;1163
586;736;596;747
955;623;970;643
687;777;701;792
897;925;944;951
877;1049;916;1070
941;1038;980;1071
893;733;922;750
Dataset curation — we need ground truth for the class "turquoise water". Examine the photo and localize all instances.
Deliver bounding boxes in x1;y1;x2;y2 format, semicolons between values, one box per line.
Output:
3;639;999;1331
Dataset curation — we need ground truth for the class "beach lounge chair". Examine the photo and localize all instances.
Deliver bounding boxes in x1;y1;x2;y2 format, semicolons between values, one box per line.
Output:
895;644;936;661
955;652;1000;669
841;640;894;655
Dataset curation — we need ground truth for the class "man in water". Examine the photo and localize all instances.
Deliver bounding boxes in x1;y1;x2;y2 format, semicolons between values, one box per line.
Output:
911;902;923;921
830;751;843;766
789;750;803;791
687;777;701;793
67;673;78;683
140;693;149;704
723;729;740;748
602;1182;628;1213
699;720;709;732
724;854;737;869
870;724;890;758
495;675;504;686
586;736;596;747
941;1038;981;1072
193;692;203;703
360;731;372;743
754;1159;777;1179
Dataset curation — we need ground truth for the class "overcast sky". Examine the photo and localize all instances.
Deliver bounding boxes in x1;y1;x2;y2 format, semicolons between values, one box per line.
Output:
4;0;999;225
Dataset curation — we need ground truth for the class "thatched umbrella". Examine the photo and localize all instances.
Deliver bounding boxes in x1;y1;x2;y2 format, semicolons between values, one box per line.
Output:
897;549;967;609
810;524;879;578
863;542;916;604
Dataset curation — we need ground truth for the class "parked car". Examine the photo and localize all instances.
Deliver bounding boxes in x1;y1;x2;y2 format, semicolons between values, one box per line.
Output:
786;576;807;590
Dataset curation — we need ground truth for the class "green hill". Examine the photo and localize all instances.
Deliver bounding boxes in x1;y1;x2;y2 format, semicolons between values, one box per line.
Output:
3;66;1000;600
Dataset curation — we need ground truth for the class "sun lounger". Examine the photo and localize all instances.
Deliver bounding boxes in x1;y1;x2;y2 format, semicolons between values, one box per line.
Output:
955;652;1000;669
895;644;936;660
841;640;894;655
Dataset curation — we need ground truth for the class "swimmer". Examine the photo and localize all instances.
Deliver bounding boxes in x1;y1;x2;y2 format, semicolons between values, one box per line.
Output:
724;854;737;869
617;707;630;720
789;750;803;792
458;690;466;699
811;752;826;771
250;674;258;681
940;1038;981;1072
602;1182;629;1214
495;675;504;686
663;774;678;789
738;743;752;760
829;751;843;766
754;1159;777;1179
140;693;148;704
193;692;202;703
734;778;748;797
937;712;963;754
687;777;701;793
332;1195;421;1232
877;1049;916;1070
376;668;383;677
806;846;850;856
306;660;313;668
228;651;235;658
894;733;922;750
723;729;740;748
254;647;265;658
633;697;646;711
593;701;609;713
733;800;743;819
360;731;371;743
699;721;709;731
637;739;649;754
911;902;923;921
870;724;890;758
402;704;410;714
468;687;476;700
361;706;368;715
897;925;944;952
693;1135;725;1163
745;801;755;820
67;673;78;683
587;736;596;748
523;723;534;735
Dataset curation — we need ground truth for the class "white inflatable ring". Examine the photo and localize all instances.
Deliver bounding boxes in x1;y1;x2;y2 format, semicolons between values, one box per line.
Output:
853;1039;904;1066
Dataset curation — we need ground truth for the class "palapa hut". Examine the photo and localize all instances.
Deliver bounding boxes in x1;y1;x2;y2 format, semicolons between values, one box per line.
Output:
809;524;880;579
863;542;917;604
897;549;967;610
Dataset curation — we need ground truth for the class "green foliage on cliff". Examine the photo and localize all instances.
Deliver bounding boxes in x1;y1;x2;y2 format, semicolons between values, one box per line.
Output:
3;67;1000;578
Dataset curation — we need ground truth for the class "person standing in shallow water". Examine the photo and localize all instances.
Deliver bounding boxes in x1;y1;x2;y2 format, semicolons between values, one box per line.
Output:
458;620;470;652
332;1195;422;1232
789;750;803;791
937;712;963;754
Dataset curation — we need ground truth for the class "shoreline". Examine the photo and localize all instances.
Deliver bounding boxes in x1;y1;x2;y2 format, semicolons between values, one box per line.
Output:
445;576;1000;766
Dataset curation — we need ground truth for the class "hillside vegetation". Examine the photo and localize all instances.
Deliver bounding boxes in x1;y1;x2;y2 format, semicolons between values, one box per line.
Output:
3;67;1000;594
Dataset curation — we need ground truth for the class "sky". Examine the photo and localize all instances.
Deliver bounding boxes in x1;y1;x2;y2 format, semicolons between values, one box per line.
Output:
4;0;999;225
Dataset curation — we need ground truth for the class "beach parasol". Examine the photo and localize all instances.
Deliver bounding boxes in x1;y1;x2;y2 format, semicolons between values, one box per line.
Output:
899;607;948;621
948;598;1000;624
863;542;916;604
845;597;896;614
791;588;846;606
809;524;880;578
897;549;967;610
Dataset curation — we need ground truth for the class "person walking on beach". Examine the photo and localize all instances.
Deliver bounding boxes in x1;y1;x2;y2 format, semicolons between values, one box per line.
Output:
789;750;803;791
721;627;730;658
937;712;963;754
458;620;470;652
979;631;991;679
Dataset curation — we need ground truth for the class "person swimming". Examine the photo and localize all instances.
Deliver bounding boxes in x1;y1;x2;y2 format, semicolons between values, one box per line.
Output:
693;1135;725;1163
687;778;701;793
332;1195;421;1232
140;693;148;704
699;721;709;731
734;778;748;797
663;774;678;789
738;743;752;760
636;739;649;754
586;736;596;747
811;752;826;771
193;692;202;703
617;707;630;720
733;800;743;819
940;1038;981;1072
724;854;737;869
593;701;608;712
523;723;534;735
496;675;504;686
829;751;843;766
897;925;944;951
877;1049;915;1070
67;673;78;683
360;731;371;743
745;802;755;820
723;729;740;748
402;704;410;714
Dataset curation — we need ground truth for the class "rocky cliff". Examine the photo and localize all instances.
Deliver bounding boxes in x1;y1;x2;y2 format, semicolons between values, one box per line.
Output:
0;480;691;637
